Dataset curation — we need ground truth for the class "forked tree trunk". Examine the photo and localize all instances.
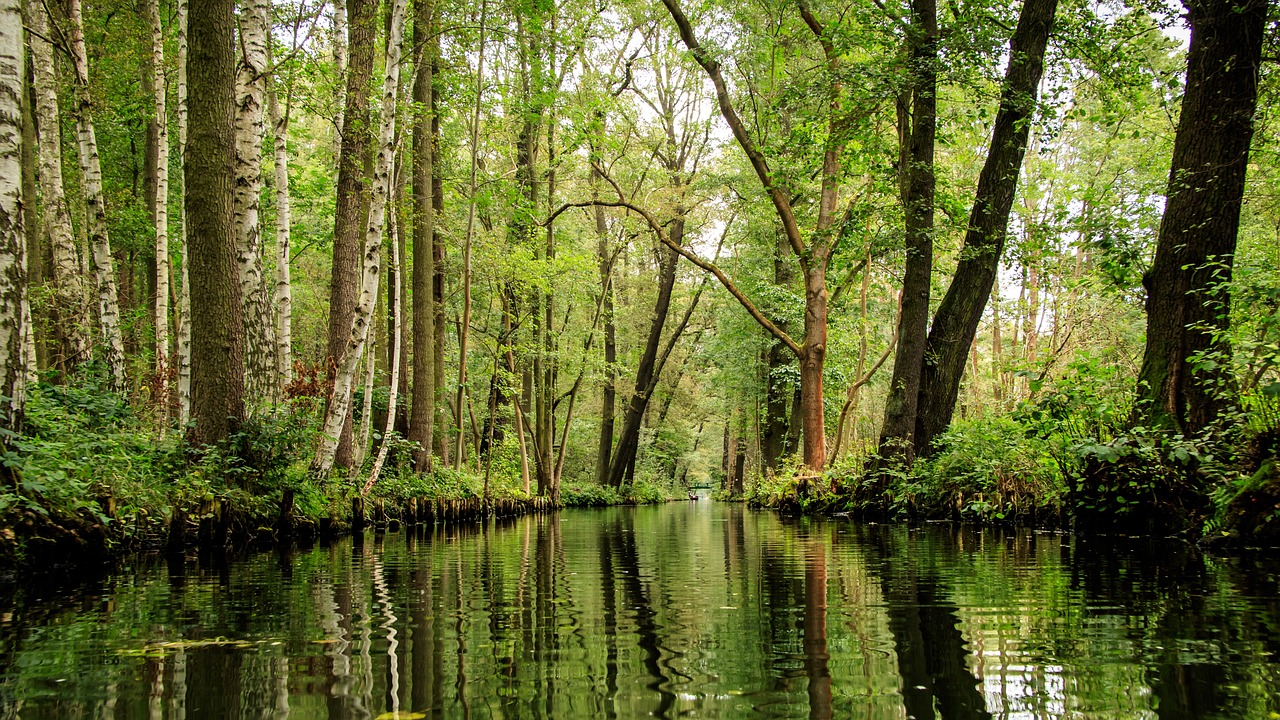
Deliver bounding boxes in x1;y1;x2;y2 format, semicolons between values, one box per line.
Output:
68;0;127;391
312;0;406;477
913;0;1058;455
186;0;244;447
1133;0;1266;435
409;0;435;470
234;0;277;406
877;0;937;465
325;0;377;470
26;2;88;374
144;0;170;378
0;0;27;432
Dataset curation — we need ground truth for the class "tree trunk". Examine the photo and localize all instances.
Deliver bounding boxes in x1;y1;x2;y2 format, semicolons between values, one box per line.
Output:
267;49;293;392
595;204;616;487
1133;0;1266;435
913;0;1058;455
235;0;276;406
176;0;192;423
409;0;435;470
877;0;937;464
27;2;88;375
144;0;170;381
330;0;347;171
762;228;798;471
431;52;447;465
607;238;680;488
312;0;406;477
186;0;244;448
68;0;127;392
20;45;39;376
0;0;28;433
325;0;377;471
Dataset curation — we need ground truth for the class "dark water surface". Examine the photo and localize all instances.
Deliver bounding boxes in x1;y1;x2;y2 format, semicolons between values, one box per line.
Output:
3;500;1279;719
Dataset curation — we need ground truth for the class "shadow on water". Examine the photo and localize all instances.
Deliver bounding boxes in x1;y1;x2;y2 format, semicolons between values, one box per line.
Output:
2;503;1280;719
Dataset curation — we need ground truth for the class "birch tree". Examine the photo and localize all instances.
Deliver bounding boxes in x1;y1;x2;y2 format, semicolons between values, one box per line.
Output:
144;0;171;377
176;0;192;422
312;0;406;477
68;0;126;391
0;0;27;432
268;51;294;391
26;1;88;374
235;0;277;405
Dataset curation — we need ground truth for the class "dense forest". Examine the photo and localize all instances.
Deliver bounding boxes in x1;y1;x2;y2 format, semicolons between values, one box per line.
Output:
0;0;1277;561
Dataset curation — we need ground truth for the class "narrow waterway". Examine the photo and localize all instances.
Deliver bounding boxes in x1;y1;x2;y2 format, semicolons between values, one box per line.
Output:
2;500;1278;718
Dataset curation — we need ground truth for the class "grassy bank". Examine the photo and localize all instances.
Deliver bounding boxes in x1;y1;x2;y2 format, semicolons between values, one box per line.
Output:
0;381;673;571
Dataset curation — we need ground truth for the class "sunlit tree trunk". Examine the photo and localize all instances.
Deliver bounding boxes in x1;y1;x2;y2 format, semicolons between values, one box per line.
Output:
27;2;88;374
234;0;276;406
68;0;126;391
186;0;244;447
312;0;406;477
0;0;28;433
454;0;486;471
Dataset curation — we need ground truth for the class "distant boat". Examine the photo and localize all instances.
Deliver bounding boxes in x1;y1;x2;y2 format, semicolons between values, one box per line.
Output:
688;493;699;501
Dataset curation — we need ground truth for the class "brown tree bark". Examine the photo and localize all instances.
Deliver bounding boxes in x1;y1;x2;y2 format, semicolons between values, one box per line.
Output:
186;0;244;447
762;229;798;471
1133;0;1266;435
913;0;1058;456
408;0;435;470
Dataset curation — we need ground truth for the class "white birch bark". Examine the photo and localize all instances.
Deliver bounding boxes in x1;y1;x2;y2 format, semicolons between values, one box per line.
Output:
267;70;293;391
362;213;403;494
0;0;28;430
68;0;126;391
330;0;347;172
312;0;406;476
176;0;191;422
26;2;88;366
354;340;375;469
144;0;170;374
235;0;276;406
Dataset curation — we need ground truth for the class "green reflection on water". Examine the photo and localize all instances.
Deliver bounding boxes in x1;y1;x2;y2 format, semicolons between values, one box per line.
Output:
2;500;1278;719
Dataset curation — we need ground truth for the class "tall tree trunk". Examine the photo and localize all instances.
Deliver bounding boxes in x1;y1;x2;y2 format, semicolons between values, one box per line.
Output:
176;0;192;422
363;216;404;494
607;239;680;488
235;0;276;406
312;0;406;477
593;176;615;486
144;0;170;380
431;51;447;465
27;2;88;375
68;0;126;391
326;0;377;470
1133;0;1266;435
913;0;1058;455
762;229;797;471
0;0;28;433
409;0;435;470
20;45;39;376
454;0;486;471
330;0;347;171
186;0;244;447
267;49;293;392
877;0;937;464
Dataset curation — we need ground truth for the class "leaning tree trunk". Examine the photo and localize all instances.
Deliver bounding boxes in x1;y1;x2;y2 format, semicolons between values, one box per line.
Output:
144;0;171;379
877;0;937;465
312;0;406;477
234;0;277;407
68;0;127;392
26;1;88;374
267;52;293;391
409;0;436;471
186;0;244;448
325;0;377;471
1133;0;1266;435
913;0;1058;456
0;0;28;433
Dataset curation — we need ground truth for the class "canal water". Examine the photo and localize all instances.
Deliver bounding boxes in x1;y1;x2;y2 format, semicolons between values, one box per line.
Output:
2;499;1278;719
